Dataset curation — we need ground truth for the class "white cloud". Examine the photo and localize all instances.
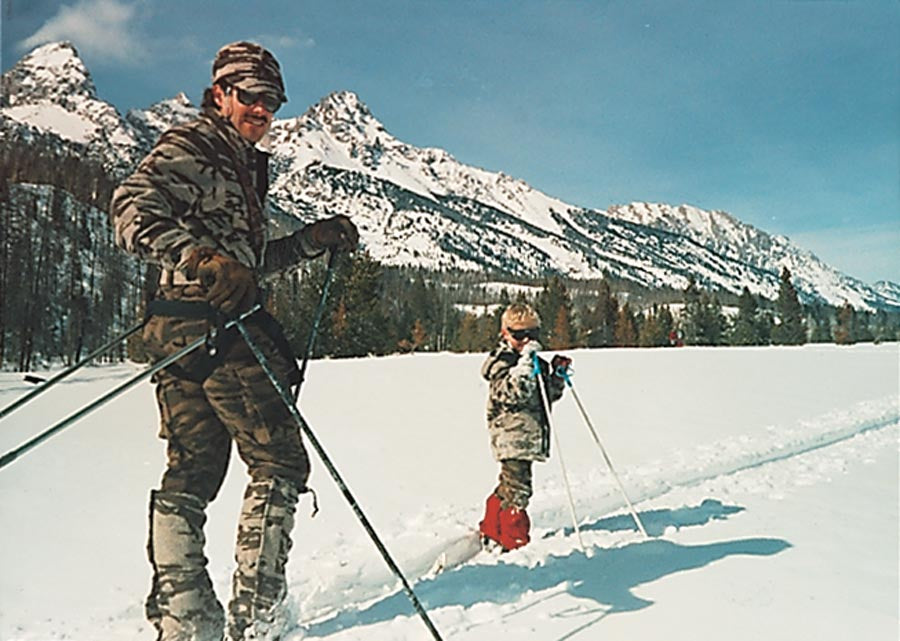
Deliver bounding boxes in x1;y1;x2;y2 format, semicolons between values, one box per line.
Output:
252;33;317;51
18;0;147;65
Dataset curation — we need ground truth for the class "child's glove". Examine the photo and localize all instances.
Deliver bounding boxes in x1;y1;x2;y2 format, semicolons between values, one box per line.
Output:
520;340;541;360
551;354;572;378
510;341;542;379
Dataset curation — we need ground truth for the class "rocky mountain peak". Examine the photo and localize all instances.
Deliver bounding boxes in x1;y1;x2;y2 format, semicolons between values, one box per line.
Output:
2;41;97;109
305;90;386;143
125;93;199;150
311;90;371;122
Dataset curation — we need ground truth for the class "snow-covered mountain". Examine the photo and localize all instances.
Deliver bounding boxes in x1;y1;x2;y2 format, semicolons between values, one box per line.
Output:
3;41;898;311
124;92;198;153
872;280;900;305
0;42;147;174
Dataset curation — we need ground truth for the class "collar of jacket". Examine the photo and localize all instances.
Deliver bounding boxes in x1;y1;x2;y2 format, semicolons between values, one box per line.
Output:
201;107;257;155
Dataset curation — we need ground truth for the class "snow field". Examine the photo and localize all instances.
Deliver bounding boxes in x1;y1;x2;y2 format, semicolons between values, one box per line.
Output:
0;342;896;640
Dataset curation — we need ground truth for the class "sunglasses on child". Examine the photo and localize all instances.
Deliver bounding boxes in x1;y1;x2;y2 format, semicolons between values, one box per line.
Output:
226;85;283;113
507;328;539;341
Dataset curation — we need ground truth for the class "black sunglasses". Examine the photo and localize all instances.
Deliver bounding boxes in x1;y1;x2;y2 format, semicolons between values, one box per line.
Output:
507;328;539;341
226;85;283;113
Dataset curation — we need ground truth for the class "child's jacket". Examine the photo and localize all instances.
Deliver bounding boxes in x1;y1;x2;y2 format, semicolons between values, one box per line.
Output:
481;341;565;462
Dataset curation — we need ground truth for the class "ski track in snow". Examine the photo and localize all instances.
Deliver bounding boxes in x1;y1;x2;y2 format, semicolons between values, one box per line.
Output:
279;395;898;638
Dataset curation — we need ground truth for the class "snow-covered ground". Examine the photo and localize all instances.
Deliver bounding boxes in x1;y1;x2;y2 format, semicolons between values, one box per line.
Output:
0;343;897;641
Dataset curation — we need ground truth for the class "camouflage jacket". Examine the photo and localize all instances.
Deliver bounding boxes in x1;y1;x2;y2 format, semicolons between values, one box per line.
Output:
110;108;315;279
481;341;565;462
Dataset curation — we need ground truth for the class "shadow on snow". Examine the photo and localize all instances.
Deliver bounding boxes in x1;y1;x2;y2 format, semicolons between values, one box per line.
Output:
302;499;790;637
546;497;747;539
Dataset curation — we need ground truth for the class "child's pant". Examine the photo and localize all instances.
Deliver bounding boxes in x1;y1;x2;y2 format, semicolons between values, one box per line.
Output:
495;458;533;509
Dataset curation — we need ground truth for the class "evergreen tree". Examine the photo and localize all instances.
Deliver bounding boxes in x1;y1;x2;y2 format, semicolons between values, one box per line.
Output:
397;318;428;352
855;311;874;343
704;294;726;345
453;310;499;352
871;309;900;343
680;277;702;345
548;306;575;350
639;304;674;347
582;279;617;347
536;275;576;349
482;307;504;349
326;251;390;357
454;313;481;352
730;287;764;345
657;304;675;346
834;302;856;345
806;303;833;344
681;278;725;345
614;302;638;347
272;257;329;359
772;267;806;345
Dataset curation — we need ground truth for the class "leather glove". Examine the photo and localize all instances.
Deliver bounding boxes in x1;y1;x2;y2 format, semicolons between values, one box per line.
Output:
305;215;359;252
551;354;572;378
185;248;257;315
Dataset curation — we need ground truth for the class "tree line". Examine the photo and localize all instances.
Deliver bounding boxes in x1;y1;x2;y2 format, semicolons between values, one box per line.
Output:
0;142;146;372
1;136;897;370
263;255;900;361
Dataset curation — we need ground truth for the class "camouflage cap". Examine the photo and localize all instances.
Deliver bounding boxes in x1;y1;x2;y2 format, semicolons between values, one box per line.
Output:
502;303;541;330
212;41;286;103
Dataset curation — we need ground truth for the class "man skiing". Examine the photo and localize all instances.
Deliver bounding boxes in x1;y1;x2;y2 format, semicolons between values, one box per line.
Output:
479;303;571;551
110;41;358;641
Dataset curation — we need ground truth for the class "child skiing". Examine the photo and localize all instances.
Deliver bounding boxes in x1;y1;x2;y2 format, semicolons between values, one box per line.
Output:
479;303;572;551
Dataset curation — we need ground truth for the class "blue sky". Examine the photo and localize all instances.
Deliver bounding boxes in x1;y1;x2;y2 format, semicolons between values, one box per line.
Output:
3;0;898;283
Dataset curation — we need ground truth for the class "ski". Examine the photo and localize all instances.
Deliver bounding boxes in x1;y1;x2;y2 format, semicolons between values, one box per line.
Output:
426;531;484;577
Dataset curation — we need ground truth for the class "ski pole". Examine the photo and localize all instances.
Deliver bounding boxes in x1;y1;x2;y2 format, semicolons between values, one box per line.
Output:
294;249;338;402
558;368;648;538
0;306;261;472
533;353;587;554
0;319;147;423
235;320;444;641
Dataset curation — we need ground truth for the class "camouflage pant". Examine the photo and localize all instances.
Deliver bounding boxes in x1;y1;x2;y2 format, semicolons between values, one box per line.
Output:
229;477;299;641
144;287;310;640
152;347;309;501
147;490;225;641
495;459;533;510
144;285;309;500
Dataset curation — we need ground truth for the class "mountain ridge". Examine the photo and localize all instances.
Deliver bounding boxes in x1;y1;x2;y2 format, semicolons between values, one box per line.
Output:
2;41;897;311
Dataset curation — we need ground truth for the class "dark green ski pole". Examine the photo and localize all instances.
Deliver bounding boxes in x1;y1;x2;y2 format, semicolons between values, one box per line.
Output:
294;249;339;401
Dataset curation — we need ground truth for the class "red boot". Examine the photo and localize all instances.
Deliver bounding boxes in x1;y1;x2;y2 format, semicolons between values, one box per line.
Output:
478;493;503;545
498;506;531;551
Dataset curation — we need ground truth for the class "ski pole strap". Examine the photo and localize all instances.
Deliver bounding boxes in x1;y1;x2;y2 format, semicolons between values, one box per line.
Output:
146;298;220;322
145;299;297;384
530;351;542;377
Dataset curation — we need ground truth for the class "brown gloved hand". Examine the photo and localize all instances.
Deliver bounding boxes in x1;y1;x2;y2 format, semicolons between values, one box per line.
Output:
305;215;359;252
185;248;257;315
